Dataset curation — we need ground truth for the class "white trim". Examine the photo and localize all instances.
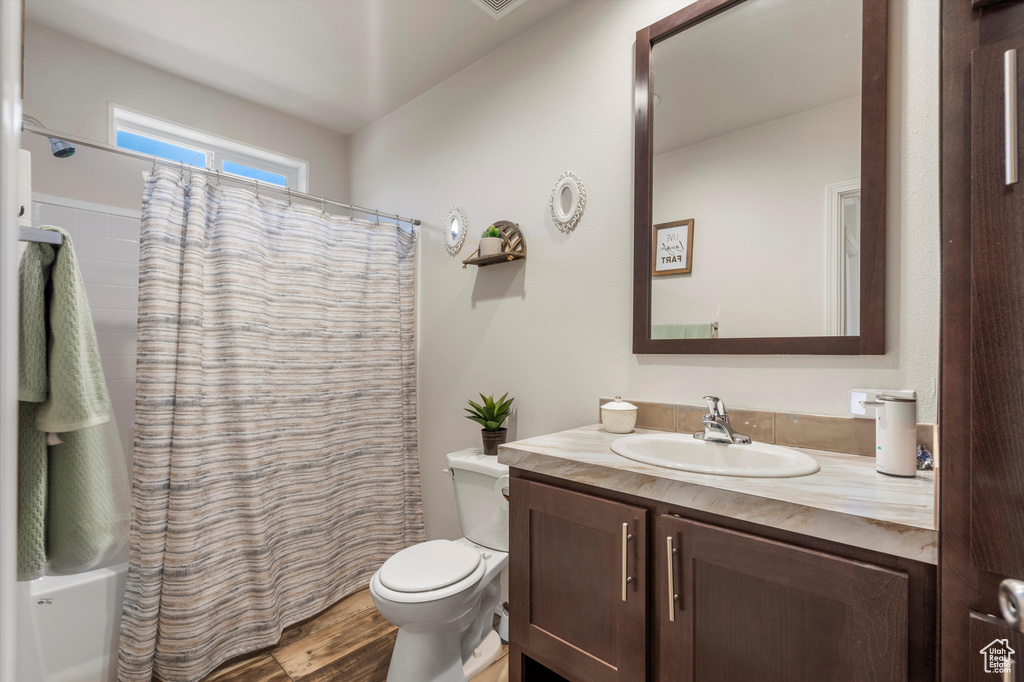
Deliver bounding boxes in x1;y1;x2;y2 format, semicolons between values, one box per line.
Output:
0;1;22;677
32;192;142;220
107;103;309;192
825;179;861;336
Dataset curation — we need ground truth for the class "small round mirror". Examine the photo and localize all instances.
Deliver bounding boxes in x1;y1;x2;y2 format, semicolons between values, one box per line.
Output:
443;206;468;256
550;172;586;233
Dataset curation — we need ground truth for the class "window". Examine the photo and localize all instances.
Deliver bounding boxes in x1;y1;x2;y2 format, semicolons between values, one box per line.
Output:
110;105;308;192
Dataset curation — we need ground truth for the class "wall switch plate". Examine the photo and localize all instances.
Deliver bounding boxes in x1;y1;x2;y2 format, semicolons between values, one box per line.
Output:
849;388;917;416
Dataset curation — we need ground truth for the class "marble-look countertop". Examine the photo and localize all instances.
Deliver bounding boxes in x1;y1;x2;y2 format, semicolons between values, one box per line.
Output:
498;424;937;565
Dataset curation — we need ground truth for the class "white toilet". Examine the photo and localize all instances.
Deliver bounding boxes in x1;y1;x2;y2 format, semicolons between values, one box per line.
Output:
370;449;510;682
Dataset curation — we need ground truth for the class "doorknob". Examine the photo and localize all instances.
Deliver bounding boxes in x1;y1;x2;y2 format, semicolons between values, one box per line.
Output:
1000;578;1024;632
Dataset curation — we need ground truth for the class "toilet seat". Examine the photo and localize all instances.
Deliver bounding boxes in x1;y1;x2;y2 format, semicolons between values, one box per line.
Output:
371;540;488;605
379;539;482;593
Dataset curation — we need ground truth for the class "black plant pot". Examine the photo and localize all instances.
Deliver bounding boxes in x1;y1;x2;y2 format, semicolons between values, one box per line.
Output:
481;428;508;456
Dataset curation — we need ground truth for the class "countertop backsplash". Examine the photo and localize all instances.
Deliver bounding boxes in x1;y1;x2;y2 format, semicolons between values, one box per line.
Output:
599;398;938;462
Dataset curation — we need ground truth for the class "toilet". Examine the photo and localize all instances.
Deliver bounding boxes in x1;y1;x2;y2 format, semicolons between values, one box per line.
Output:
370;449;510;682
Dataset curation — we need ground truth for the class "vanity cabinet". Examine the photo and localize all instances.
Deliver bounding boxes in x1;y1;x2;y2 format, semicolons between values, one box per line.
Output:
509;478;647;682
509;475;934;682
653;515;909;682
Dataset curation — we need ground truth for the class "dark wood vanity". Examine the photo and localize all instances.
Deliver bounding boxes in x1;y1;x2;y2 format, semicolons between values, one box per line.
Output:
507;471;936;682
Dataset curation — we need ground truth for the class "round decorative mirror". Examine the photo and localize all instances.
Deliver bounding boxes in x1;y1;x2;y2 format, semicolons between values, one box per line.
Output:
550;171;586;233
443;206;468;256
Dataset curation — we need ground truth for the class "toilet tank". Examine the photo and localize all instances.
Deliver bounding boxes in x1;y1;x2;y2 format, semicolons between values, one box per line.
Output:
447;449;509;552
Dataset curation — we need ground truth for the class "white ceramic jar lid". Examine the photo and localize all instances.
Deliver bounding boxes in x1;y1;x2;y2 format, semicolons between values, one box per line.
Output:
378;539;482;593
602;397;637;411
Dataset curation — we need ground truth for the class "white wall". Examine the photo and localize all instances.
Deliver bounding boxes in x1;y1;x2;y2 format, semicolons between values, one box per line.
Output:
651;97;861;338
350;0;939;543
22;24;350;212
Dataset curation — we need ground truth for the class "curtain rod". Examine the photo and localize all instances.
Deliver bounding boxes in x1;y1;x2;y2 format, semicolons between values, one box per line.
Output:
22;125;421;227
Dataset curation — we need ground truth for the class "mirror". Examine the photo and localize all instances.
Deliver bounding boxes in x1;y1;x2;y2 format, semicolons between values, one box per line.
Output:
634;0;887;355
550;171;586;233
444;206;468;256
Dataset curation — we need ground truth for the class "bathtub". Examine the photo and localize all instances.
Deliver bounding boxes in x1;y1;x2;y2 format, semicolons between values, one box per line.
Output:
16;554;128;682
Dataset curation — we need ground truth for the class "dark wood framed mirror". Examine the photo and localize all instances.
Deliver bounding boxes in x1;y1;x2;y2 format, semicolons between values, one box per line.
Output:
633;0;888;355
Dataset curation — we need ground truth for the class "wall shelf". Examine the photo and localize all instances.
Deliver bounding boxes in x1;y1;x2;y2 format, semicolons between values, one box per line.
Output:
462;220;526;268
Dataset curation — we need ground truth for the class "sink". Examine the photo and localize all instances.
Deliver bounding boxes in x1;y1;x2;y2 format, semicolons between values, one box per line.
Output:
610;432;820;478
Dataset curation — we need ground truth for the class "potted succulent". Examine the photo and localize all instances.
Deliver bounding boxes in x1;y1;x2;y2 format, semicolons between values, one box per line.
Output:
479;224;503;257
465;392;514;455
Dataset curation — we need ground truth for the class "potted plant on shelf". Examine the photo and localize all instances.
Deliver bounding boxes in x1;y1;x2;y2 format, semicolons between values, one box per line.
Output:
479;225;503;257
465;392;514;456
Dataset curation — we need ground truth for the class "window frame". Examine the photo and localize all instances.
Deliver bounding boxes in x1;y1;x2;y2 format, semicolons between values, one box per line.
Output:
108;104;309;192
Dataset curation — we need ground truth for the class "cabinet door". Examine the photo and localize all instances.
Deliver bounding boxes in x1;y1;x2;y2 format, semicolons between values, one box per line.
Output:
654;515;909;682
510;478;647;682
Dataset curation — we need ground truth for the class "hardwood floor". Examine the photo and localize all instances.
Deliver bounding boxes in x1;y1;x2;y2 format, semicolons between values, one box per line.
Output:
202;589;508;682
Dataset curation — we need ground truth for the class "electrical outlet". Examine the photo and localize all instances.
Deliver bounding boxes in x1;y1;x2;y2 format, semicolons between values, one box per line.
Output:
850;388;917;416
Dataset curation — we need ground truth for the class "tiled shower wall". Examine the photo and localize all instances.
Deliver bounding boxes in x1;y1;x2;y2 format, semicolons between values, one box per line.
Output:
31;195;140;469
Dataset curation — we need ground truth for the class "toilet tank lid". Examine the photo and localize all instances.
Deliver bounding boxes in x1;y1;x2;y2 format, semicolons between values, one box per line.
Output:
378;540;481;593
447;449;509;478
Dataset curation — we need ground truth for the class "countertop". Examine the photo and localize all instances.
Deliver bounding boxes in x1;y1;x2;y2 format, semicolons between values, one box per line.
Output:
498;424;937;565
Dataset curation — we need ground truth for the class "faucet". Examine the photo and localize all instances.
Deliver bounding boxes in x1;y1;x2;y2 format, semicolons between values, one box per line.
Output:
694;396;751;444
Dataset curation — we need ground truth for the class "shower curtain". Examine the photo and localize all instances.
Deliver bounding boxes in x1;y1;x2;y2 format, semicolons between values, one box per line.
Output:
118;168;423;682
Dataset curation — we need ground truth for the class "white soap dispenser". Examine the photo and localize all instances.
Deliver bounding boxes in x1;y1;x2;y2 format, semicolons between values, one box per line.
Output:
854;390;918;478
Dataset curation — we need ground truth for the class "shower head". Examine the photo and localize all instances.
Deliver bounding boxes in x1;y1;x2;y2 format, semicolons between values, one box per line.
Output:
22;115;76;159
49;138;75;158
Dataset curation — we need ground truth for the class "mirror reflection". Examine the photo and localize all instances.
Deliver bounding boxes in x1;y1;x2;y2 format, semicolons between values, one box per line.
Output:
650;0;862;340
449;216;461;241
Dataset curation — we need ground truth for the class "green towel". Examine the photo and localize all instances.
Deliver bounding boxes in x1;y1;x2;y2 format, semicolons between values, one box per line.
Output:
651;323;717;339
18;226;126;579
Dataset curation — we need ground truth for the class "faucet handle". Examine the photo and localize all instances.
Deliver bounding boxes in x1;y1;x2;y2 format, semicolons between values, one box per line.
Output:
703;396;727;420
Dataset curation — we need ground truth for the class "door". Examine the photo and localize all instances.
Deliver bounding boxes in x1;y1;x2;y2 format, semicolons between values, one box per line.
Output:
942;12;1024;679
509;478;646;682
653;515;909;682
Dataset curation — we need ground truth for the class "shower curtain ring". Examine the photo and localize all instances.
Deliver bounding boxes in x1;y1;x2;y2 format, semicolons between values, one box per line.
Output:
215;169;221;187
179;161;185;182
255;180;260;200
151;155;157;173
321;197;327;217
286;187;292;207
375;210;380;225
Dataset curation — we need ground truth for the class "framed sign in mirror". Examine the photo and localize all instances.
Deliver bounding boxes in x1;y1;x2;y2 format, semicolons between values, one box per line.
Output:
653;220;694;275
633;0;888;355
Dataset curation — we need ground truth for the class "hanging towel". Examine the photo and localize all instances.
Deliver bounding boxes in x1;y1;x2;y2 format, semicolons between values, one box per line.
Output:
651;322;717;339
18;226;129;579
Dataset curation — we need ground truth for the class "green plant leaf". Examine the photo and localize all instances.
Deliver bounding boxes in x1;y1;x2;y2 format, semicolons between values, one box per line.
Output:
466;415;490;428
485;421;501;430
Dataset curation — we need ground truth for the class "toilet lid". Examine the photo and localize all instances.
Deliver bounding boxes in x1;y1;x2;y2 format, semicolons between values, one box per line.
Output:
378;540;482;593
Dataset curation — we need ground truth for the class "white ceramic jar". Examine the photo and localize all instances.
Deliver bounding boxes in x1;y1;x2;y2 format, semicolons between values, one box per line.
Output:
601;397;638;434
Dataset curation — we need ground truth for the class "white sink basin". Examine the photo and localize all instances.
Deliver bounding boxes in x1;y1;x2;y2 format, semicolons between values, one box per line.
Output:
610;432;820;478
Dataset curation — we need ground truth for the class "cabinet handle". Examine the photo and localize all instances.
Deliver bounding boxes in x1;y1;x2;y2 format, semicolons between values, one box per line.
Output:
621;522;634;602
666;535;679;622
1007;49;1018;186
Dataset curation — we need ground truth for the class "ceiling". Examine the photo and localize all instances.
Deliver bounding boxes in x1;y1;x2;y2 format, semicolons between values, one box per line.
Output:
25;0;573;135
651;0;862;155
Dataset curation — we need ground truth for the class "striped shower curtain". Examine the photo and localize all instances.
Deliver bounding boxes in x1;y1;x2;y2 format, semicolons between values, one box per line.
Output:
118;168;423;682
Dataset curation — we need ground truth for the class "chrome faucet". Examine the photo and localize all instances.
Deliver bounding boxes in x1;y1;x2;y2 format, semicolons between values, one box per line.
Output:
694;396;751;445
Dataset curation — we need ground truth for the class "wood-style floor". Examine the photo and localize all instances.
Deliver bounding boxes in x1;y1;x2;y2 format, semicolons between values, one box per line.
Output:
203;588;508;682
